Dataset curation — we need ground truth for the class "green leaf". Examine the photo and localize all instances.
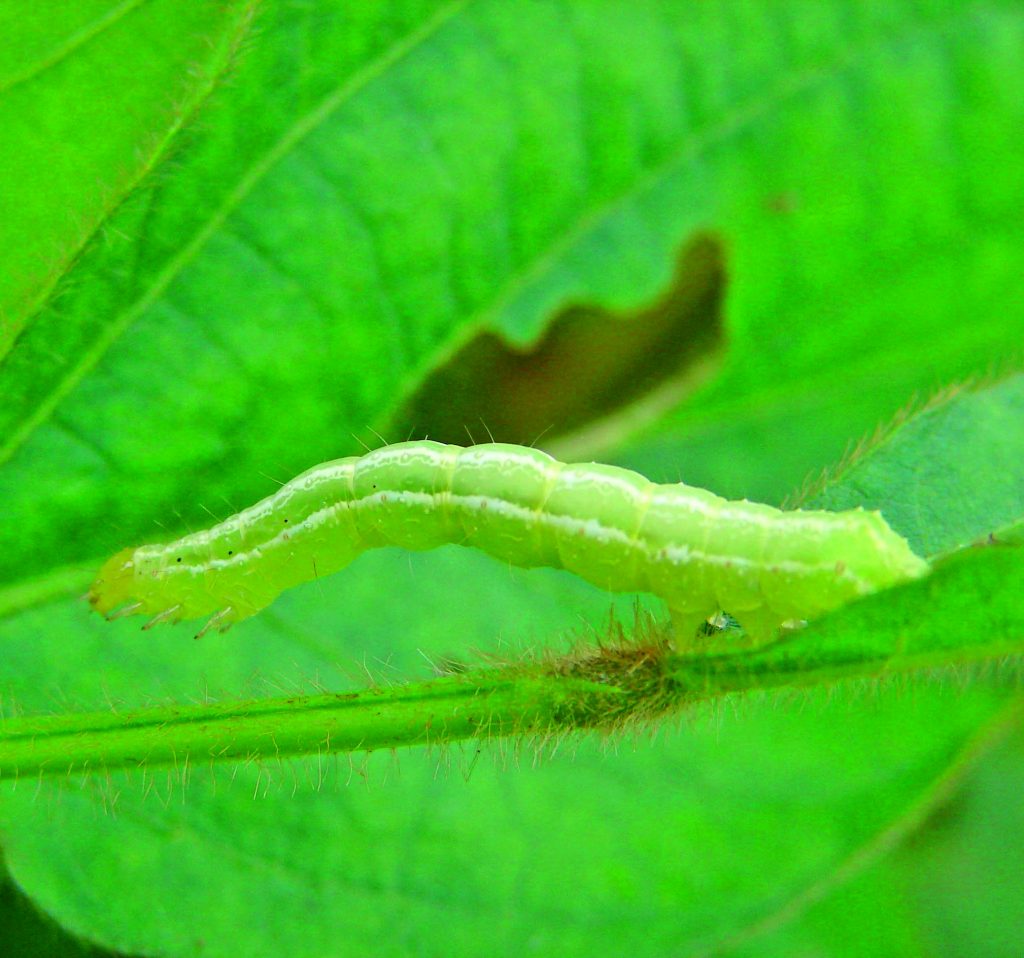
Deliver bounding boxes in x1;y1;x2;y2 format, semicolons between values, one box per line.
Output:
729;720;1024;958
1;685;1015;958
0;0;256;356
724;864;929;958
894;723;1024;958
3;0;1024;583
805;375;1024;557
1;1;1022;957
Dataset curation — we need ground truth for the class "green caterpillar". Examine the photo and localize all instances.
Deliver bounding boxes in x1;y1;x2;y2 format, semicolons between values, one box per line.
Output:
89;441;930;641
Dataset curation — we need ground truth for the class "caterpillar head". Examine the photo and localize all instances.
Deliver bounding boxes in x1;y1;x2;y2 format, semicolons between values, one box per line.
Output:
88;547;138;617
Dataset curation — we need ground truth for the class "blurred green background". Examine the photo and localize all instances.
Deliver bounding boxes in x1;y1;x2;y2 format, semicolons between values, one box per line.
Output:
1;1;1022;955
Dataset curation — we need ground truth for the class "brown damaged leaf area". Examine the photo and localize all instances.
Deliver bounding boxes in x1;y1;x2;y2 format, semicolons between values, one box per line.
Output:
394;232;727;448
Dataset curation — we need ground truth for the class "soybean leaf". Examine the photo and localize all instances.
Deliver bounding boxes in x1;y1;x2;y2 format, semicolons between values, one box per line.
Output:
1;2;1022;958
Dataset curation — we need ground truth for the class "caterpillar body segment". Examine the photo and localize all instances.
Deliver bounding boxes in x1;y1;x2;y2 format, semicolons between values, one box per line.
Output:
89;441;930;642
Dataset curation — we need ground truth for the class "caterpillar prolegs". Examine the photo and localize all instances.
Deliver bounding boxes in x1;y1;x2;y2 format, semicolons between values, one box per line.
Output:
89;441;930;642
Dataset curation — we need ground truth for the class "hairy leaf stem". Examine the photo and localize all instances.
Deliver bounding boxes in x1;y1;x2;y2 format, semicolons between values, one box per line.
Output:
0;659;641;780
3;601;1022;781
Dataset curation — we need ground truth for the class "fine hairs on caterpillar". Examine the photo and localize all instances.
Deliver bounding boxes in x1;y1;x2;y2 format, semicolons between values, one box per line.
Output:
89;441;930;642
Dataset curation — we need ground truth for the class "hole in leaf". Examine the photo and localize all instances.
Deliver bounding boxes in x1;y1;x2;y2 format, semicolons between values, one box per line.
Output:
394;231;727;450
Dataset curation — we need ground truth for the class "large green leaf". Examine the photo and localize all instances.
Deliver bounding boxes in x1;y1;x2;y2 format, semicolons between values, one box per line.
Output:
2;0;1023;583
805;375;1024;557
0;0;255;357
895;723;1024;958
1;1;1022;956
730;722;1024;958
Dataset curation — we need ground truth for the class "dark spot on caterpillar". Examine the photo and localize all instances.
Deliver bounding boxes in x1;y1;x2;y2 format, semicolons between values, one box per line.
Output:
283;518;289;523
228;551;233;555
176;557;182;563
